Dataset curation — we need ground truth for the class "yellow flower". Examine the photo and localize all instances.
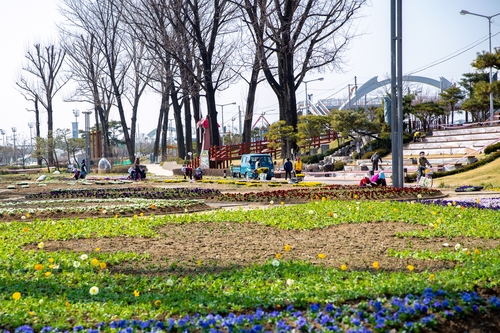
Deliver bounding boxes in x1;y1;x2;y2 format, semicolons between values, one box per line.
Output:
23;227;29;232
475;198;480;204
393;208;398;213
38;242;44;249
275;253;282;259
197;260;202;266
154;300;161;307
44;272;52;277
280;202;284;205
65;301;70;307
321;197;326;202
91;258;99;266
429;273;435;280
284;244;291;252
317;253;326;259
353;195;359;199
26;213;31;218
133;290;140;297
12;292;21;300
372;261;380;270
99;262;107;269
474;249;481;255
407;265;414;271
340;264;347;271
114;214;119;218
29;311;35;316
95;247;101;252
49;264;54;269
48;258;54;263
133;214;138;218
140;212;144;217
34;264;43;271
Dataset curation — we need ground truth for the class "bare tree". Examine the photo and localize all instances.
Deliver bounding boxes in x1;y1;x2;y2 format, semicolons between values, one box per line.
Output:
61;32;115;158
123;0;240;149
59;0;138;162
16;43;68;165
241;0;366;154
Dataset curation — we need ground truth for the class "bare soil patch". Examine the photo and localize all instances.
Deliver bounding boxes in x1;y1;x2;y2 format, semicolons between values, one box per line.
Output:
32;221;499;276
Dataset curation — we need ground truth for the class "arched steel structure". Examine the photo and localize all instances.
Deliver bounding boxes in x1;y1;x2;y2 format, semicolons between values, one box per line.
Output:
338;75;452;110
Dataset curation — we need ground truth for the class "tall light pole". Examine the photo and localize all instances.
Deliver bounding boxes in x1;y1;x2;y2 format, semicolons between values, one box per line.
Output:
216;102;236;145
11;127;17;165
460;9;500;123
72;109;80;138
28;122;34;162
82;110;92;167
304;77;324;114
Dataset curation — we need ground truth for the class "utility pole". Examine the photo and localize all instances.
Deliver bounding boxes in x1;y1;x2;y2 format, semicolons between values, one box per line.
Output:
11;127;17;165
238;105;242;135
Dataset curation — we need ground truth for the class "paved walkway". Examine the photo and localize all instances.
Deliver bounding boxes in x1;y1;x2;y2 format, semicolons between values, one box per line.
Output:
145;163;174;177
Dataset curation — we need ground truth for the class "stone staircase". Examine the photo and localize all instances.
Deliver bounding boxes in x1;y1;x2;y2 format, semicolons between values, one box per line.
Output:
342;125;500;177
403;125;500;156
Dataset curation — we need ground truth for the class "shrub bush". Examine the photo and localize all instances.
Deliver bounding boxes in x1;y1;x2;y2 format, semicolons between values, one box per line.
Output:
484;142;500;155
333;160;345;171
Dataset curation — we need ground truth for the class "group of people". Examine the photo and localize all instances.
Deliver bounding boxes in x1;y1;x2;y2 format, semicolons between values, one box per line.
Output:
128;157;147;180
181;164;203;181
359;171;387;187
71;159;88;180
283;156;303;180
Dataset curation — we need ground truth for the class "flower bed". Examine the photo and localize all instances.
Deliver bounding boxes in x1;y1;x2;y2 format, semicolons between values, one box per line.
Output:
209;185;442;202
25;187;221;200
1;186;499;332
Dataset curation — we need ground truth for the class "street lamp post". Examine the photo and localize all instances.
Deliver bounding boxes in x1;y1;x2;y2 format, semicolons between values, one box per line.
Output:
11;127;17;165
216;102;236;145
82;110;92;168
304;78;324;114
72;109;80;138
460;9;500;123
28;122;34;163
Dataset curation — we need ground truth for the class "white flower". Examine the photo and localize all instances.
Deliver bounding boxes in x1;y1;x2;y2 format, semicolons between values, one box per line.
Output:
21;216;26;220
333;213;338;218
442;243;449;247
52;264;60;270
73;261;81;268
417;194;422;199
455;244;461;250
308;210;314;215
456;205;461;209
166;278;174;286
101;209;107;214
462;248;468;252
269;200;274;205
89;286;99;295
80;254;88;260
272;259;280;267
39;299;44;304
286;278;294;286
37;242;45;249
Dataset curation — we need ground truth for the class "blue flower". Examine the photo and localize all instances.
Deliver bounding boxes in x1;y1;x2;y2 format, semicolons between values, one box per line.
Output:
15;326;34;333
295;316;307;330
309;303;321;312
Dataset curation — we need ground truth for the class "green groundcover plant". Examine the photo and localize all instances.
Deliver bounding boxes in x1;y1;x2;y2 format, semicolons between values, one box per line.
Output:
1;194;500;332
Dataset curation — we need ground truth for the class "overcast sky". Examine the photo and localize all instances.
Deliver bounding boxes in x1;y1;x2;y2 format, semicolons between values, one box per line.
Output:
0;0;499;142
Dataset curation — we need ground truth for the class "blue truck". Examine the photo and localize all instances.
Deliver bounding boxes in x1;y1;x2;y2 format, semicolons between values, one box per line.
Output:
230;154;275;180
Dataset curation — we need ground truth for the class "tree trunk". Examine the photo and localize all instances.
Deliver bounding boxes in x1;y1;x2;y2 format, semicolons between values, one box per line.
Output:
170;87;186;159
242;53;260;149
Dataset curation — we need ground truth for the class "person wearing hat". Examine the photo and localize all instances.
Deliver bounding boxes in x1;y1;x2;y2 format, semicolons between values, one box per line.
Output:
417;151;432;182
283;158;293;180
